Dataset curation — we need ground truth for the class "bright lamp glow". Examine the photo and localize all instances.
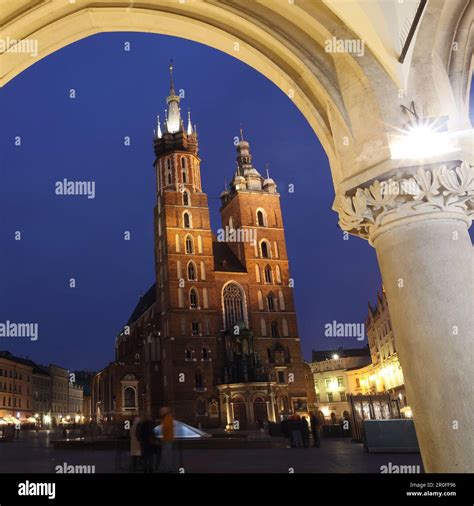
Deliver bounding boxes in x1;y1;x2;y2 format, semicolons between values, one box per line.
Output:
390;122;457;160
320;407;330;417
332;353;339;360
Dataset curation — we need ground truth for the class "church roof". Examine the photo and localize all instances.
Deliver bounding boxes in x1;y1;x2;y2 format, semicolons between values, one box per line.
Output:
127;283;156;325
212;242;246;272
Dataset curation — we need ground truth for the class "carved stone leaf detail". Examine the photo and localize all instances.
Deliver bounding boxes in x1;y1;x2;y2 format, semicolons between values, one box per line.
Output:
336;163;474;238
413;167;442;203
439;162;474;196
364;180;397;209
338;190;369;230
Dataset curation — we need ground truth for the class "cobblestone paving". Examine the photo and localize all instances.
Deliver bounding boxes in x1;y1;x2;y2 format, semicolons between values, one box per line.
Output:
0;431;424;474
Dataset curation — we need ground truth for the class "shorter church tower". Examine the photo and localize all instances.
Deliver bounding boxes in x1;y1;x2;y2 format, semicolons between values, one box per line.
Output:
217;133;313;426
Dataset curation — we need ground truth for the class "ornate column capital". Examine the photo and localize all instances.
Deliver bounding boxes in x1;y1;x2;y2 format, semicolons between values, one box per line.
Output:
335;162;474;245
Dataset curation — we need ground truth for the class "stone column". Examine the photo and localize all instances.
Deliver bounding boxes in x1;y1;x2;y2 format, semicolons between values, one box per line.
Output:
225;394;233;430
269;392;277;422
337;163;474;472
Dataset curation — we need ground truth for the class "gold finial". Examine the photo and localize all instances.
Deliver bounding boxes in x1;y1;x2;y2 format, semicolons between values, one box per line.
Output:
239;126;244;141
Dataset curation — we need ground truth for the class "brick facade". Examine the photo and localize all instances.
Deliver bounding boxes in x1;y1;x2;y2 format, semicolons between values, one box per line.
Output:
92;70;315;428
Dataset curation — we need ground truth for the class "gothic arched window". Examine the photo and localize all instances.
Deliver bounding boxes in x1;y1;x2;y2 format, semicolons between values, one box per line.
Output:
271;321;279;338
182;190;190;206
190;288;199;308
222;282;245;330
195;370;204;389
264;265;273;284
124;387;136;408
181;157;188;183
261;241;271;258
266;292;276;311
188;262;197;281
185;235;194;254
166;158;172;185
183;212;191;228
257;209;266;227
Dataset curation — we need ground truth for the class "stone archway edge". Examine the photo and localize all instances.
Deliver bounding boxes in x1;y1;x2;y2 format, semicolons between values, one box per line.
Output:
336;162;474;244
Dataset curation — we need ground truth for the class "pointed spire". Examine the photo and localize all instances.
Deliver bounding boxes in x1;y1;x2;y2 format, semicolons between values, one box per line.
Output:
166;60;181;133
169;59;176;95
240;126;244;141
265;163;270;179
187;110;193;135
156;115;162;139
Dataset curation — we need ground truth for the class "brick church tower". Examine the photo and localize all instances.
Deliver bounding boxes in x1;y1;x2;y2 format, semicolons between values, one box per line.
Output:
152;64;222;420
98;65;315;428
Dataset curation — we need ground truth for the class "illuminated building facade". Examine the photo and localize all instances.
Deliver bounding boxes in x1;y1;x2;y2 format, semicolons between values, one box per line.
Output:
49;365;69;424
92;66;315;428
0;351;33;422
346;288;410;417
310;288;412;422
309;348;370;422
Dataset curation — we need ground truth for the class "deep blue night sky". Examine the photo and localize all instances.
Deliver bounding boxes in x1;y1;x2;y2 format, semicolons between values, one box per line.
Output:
1;33;470;371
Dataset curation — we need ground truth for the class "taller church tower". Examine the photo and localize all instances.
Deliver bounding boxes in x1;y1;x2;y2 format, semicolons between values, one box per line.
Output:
153;64;220;420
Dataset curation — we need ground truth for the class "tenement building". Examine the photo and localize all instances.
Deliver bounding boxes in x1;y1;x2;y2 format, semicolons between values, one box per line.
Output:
0;351;33;422
92;66;315;429
49;364;69;424
345;287;410;417
310;288;411;424
309;348;370;423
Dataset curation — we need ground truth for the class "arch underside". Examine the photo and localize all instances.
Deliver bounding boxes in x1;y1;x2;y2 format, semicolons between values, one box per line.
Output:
1;1;470;191
0;0;396;187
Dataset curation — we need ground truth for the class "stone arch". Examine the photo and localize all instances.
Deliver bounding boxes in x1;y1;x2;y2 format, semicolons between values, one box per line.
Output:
2;0;473;474
0;0;401;182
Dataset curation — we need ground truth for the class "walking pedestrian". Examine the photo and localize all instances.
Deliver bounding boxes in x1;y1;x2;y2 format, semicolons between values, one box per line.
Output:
137;417;155;473
310;411;322;447
280;416;291;448
130;416;142;472
288;414;303;447
300;416;310;448
158;407;175;473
